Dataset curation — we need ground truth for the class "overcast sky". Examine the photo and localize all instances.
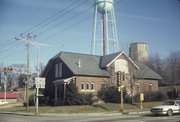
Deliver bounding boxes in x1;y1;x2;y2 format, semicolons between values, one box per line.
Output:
0;0;180;67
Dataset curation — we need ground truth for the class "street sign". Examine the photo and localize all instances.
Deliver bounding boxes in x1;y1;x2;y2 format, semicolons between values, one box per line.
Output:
35;77;45;89
37;94;44;97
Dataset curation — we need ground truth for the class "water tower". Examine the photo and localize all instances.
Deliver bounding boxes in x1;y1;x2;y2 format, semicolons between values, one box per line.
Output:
91;0;119;56
129;42;149;63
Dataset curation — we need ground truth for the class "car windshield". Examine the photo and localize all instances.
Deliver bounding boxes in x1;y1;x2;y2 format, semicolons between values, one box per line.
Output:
163;101;175;105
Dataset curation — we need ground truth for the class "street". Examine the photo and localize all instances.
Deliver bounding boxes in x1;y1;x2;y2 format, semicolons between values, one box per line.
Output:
0;112;180;122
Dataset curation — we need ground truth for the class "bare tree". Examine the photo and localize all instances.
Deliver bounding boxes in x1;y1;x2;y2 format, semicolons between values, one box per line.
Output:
165;51;180;86
147;53;166;86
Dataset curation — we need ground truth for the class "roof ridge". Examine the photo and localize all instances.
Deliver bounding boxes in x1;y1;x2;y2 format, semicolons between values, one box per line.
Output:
60;51;102;57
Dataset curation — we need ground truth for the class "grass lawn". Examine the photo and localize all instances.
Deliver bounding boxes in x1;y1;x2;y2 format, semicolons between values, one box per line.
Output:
0;102;163;114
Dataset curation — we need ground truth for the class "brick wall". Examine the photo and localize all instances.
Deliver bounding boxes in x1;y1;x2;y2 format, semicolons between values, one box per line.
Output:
133;79;159;95
75;76;109;95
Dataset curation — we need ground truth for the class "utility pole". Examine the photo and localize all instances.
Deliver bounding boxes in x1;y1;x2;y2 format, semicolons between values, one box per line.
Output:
16;34;49;114
15;33;34;111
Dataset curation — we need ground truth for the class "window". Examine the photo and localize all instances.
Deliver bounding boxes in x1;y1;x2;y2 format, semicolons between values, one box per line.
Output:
101;84;106;89
81;82;85;90
55;64;58;78
91;83;95;90
136;83;141;93
59;63;62;78
149;84;153;92
55;63;63;78
86;83;90;90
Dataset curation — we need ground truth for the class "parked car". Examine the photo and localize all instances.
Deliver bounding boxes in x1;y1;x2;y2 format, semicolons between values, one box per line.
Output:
150;100;180;116
0;100;8;105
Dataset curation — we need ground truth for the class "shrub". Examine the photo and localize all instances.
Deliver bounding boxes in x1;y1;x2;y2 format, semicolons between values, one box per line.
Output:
64;82;81;105
23;94;50;107
23;94;35;107
134;91;168;102
80;93;94;105
64;82;94;105
98;86;120;103
167;89;178;99
39;96;50;106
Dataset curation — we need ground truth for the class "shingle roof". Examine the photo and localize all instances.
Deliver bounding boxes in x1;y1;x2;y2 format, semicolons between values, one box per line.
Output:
134;61;163;80
59;52;111;77
100;52;121;68
43;51;162;80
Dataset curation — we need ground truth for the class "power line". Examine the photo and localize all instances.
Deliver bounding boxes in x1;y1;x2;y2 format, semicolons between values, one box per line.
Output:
42;15;93;42
27;0;83;34
0;47;26;59
36;6;93;37
0;41;22;54
0;0;82;50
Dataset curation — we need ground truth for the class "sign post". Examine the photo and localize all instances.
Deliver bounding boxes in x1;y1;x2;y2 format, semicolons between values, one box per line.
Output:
118;85;124;113
35;77;45;116
2;67;13;102
140;93;144;109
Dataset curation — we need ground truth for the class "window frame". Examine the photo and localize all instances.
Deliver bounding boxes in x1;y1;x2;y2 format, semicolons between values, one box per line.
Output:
136;83;141;93
149;83;153;92
55;63;59;78
101;83;106;89
91;83;95;91
81;82;85;91
86;83;90;90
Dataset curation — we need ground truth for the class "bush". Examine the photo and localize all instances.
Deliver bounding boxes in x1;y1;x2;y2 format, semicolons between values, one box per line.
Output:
80;93;94;105
39;96;50;106
23;94;35;107
167;89;178;99
64;82;94;105
98;86;120;103
64;82;82;105
23;94;50;107
134;91;168;102
29;94;35;106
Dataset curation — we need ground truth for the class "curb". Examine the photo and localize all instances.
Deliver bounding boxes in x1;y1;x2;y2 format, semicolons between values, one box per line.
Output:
123;110;150;115
0;110;150;116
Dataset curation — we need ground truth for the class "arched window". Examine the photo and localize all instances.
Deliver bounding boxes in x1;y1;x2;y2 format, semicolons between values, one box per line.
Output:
86;83;90;90
81;82;85;91
91;83;95;90
136;83;141;93
149;83;153;92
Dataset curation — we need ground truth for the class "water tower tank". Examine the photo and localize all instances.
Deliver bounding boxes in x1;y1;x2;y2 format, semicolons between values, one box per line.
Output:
95;0;114;14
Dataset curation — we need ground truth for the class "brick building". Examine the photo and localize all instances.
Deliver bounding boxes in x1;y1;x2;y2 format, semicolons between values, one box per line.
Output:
41;51;162;105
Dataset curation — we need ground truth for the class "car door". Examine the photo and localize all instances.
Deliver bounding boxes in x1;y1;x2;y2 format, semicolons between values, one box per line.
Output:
176;101;180;113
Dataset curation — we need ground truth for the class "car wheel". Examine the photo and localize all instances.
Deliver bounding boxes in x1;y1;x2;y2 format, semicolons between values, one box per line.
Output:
167;109;173;116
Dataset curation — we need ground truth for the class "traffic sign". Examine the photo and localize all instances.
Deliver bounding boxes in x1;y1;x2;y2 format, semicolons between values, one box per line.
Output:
35;77;45;89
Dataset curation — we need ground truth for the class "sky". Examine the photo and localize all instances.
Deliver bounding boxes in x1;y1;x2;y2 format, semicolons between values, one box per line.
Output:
0;0;180;68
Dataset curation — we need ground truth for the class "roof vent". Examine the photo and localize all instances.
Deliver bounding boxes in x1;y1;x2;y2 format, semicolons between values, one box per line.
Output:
78;59;81;68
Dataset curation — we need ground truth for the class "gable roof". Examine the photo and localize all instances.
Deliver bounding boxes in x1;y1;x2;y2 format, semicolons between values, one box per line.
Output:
59;52;111;77
100;51;139;70
100;52;121;68
42;51;162;80
134;61;163;80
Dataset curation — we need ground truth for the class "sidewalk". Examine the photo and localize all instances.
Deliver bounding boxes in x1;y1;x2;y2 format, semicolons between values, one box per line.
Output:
0;102;22;109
